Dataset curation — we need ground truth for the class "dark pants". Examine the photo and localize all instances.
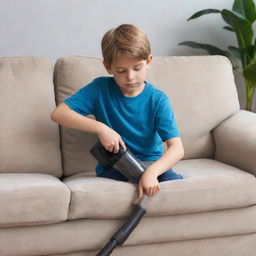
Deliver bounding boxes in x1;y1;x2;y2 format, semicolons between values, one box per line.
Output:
97;166;183;183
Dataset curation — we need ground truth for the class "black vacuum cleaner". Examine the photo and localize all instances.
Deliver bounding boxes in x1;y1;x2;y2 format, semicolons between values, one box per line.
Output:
90;141;149;256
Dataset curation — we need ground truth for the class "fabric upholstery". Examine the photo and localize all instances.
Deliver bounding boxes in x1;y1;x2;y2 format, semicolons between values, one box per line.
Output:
54;56;108;177
0;57;62;177
1;55;255;256
213;110;256;176
63;159;256;219
0;173;70;227
48;232;256;256
147;56;240;158
0;207;255;256
53;56;240;177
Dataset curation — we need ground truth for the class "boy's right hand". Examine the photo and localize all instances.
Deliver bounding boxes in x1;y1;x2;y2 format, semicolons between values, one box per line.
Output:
97;123;126;153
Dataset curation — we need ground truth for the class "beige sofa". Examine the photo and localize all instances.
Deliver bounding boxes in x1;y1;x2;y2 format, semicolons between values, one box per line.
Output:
0;55;256;256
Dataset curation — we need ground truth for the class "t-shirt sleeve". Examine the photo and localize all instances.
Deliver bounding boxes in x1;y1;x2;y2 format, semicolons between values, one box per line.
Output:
63;79;99;116
155;95;180;141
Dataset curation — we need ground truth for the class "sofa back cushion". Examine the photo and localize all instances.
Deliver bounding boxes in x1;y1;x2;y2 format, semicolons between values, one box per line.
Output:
0;57;62;177
54;55;240;177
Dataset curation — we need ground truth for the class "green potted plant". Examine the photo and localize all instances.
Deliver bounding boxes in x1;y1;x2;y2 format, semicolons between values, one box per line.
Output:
179;0;256;112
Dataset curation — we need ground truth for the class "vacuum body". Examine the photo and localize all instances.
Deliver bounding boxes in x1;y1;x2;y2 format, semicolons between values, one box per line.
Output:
90;140;146;183
90;141;148;256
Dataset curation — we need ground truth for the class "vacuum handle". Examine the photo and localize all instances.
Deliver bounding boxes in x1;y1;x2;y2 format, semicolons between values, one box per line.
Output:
96;204;146;256
113;204;146;245
96;239;117;256
90;141;126;169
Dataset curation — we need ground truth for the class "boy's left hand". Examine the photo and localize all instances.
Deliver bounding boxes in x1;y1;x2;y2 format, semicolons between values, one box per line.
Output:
138;170;160;198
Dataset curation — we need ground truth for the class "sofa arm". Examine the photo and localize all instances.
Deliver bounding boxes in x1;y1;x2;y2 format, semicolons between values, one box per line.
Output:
213;110;256;176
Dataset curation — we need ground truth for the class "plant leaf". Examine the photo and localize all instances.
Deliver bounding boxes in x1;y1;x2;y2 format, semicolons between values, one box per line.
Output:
187;9;221;21
179;41;241;70
254;38;256;60
229;45;255;68
223;26;235;32
245;45;255;60
232;0;256;23
221;9;253;49
228;46;242;60
243;59;256;84
178;41;227;55
224;50;241;70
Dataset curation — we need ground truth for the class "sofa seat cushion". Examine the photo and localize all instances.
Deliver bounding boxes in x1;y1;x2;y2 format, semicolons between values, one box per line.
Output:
0;207;256;256
0;173;70;227
63;159;256;220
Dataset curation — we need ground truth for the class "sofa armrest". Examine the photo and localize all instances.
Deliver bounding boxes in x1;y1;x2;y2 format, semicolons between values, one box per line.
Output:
212;110;256;176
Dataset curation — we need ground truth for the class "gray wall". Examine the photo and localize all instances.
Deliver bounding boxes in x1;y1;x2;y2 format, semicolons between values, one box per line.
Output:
1;0;255;110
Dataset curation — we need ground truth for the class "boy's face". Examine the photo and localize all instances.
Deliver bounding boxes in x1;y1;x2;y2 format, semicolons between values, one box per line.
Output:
104;55;152;97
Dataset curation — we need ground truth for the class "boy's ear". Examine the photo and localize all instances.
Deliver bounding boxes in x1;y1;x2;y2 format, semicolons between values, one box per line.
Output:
102;61;112;74
147;55;153;64
146;55;153;70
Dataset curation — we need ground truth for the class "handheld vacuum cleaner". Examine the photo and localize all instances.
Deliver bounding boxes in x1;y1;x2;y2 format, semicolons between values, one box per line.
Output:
90;141;149;256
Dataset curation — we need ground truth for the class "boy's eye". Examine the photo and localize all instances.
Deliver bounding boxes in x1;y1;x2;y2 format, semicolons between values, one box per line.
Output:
115;66;142;73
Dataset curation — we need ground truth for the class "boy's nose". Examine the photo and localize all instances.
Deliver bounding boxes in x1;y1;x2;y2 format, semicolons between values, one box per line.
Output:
127;71;135;81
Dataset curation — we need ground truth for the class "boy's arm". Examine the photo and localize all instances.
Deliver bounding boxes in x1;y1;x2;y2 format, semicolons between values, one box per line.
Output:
146;137;184;177
138;137;184;198
51;103;102;134
51;103;126;153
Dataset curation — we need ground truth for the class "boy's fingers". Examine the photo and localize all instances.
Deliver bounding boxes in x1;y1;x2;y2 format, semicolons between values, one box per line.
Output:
145;188;151;197
148;187;152;196
150;186;155;196
113;142;119;153
106;145;113;152
120;139;126;151
150;186;159;196
138;184;143;199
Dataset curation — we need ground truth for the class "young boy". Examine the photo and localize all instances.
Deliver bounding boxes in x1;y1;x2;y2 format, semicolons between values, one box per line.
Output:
51;24;184;199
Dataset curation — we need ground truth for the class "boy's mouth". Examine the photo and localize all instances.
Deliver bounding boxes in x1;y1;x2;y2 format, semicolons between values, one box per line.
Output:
125;83;137;87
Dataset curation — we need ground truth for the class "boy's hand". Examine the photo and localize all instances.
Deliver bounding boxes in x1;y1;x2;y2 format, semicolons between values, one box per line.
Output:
97;123;126;153
138;170;160;198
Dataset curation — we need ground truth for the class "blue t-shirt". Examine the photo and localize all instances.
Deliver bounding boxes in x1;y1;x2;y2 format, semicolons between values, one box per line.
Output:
64;76;180;174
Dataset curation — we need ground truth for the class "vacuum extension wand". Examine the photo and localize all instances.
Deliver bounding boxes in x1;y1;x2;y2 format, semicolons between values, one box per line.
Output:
90;141;148;256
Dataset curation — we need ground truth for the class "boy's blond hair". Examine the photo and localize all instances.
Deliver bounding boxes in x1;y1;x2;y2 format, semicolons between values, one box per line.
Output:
101;24;151;67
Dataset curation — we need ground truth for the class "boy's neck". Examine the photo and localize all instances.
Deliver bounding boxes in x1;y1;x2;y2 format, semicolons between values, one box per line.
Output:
120;82;146;97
